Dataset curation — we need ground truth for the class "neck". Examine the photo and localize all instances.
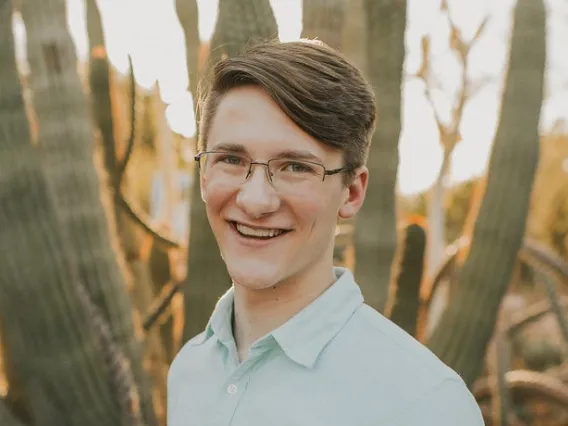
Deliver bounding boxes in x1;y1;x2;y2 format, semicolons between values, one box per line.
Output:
232;261;337;362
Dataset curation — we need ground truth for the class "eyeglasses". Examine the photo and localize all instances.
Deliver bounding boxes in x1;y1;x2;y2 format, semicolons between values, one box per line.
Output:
194;151;350;192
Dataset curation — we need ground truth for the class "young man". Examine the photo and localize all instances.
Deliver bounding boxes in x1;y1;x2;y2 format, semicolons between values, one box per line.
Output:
167;40;485;426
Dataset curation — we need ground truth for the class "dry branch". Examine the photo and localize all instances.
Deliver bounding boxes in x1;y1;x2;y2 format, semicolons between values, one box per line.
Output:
474;370;568;408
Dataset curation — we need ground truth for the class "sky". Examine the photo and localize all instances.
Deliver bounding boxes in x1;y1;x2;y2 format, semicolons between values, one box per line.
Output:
12;0;568;195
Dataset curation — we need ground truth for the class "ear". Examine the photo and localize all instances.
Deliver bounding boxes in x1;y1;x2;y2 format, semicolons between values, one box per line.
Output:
200;173;207;204
338;166;368;219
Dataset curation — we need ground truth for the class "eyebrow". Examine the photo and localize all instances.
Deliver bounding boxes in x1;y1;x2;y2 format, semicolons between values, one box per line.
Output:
209;142;324;164
209;142;247;153
273;149;324;164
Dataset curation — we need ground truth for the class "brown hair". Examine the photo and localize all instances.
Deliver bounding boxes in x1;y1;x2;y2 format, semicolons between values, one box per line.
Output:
197;39;377;182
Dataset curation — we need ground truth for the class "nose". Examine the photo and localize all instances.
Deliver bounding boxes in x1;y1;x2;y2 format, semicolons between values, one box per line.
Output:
236;165;280;218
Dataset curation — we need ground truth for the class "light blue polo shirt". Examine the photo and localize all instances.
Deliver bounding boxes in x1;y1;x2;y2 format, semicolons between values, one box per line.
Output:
167;267;485;425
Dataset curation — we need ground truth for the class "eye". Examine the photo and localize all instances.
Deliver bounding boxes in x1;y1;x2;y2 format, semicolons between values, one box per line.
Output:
214;153;244;166
282;161;313;173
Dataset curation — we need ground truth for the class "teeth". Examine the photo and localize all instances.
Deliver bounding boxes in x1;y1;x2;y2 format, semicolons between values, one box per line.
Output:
235;223;285;238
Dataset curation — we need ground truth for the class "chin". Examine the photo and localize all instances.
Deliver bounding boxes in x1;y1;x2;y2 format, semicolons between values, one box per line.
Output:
225;259;287;291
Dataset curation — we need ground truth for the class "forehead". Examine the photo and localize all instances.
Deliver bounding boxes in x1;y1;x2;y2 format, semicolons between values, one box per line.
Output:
207;86;336;160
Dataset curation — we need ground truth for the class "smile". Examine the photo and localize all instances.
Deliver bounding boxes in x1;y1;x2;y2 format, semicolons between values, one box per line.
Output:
230;221;290;239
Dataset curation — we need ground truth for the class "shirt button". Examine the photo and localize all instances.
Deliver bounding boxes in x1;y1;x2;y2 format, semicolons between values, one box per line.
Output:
227;384;238;394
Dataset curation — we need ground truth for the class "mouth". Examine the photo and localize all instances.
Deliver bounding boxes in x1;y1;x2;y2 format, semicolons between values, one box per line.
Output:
229;221;291;240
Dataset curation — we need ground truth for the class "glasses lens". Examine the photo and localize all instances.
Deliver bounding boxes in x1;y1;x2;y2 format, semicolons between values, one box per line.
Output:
200;152;250;183
269;159;325;190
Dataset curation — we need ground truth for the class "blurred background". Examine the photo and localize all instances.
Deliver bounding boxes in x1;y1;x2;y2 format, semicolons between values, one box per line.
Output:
1;0;568;425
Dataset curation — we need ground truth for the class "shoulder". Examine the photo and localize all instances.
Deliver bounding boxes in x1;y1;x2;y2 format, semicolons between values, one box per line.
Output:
387;377;485;425
321;303;482;421
167;331;209;382
338;303;458;382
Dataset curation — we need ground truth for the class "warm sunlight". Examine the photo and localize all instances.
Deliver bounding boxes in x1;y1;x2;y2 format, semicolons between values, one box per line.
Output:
15;0;568;195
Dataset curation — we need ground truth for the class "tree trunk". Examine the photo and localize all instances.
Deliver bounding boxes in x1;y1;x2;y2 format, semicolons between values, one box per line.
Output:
301;0;347;50
427;0;546;387
19;1;156;424
0;6;121;423
353;0;406;313
426;148;451;275
183;0;279;342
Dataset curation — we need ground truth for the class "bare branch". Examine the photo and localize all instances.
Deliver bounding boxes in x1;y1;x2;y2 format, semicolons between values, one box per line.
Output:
117;55;136;182
423;83;450;138
117;193;184;250
467;75;495;99
445;2;490;59
142;280;182;331
415;5;491;154
472;15;490;44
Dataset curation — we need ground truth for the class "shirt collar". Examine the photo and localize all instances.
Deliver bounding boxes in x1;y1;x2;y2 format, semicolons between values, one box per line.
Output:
190;267;364;369
271;267;363;368
190;287;235;347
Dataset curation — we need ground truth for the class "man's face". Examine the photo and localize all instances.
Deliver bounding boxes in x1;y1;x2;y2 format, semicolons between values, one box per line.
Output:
200;86;367;290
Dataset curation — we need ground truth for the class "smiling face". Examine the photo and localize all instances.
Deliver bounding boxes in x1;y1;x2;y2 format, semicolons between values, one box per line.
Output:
200;86;368;291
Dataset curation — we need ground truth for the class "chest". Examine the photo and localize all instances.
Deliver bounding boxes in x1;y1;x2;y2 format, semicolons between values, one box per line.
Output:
168;351;387;426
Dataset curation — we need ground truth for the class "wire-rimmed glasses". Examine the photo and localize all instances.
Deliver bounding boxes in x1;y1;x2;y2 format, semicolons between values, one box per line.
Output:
194;151;350;192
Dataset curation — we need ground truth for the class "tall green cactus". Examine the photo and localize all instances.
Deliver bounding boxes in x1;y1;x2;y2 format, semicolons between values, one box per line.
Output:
86;0;117;193
353;0;406;313
386;221;427;337
19;1;156;424
0;398;24;426
175;0;200;113
183;0;279;342
301;0;348;50
207;0;279;65
427;0;546;386
85;0;169;395
0;4;121;423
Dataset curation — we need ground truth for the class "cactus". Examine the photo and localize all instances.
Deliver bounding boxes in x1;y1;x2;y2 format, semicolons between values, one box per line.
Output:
86;0;170;409
416;236;467;341
19;1;156;424
0;5;122;423
175;0;200;112
183;0;279;342
0;399;24;426
386;221;427;337
426;0;546;386
207;0;278;65
353;0;406;313
301;0;348;50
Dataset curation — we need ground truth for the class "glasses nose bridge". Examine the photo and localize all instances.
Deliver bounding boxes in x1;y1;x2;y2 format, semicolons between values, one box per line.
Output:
245;160;273;184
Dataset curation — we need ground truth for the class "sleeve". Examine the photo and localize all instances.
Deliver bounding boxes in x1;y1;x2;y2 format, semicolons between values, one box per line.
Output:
389;378;486;426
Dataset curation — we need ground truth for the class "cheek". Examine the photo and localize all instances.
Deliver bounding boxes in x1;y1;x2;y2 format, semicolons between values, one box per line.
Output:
288;192;335;226
203;181;236;214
